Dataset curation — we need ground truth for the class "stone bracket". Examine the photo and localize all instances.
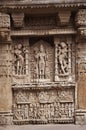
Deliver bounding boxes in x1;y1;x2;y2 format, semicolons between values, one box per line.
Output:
12;13;24;28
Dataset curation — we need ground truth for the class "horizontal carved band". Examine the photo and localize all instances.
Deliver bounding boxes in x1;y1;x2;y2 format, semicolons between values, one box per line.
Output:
11;29;76;36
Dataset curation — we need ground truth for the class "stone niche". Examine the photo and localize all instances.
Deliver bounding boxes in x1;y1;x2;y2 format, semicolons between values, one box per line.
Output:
29;38;54;82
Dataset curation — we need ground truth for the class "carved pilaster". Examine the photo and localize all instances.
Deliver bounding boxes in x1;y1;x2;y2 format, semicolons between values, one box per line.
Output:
12;13;24;28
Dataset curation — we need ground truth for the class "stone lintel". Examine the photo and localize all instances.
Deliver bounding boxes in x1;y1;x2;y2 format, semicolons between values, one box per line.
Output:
11;28;76;37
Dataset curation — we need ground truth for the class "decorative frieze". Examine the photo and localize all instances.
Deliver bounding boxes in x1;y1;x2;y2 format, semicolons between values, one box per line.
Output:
13;87;75;124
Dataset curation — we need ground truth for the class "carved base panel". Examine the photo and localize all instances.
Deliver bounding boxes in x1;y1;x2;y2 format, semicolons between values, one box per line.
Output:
0;112;13;125
12;84;75;125
75;110;86;125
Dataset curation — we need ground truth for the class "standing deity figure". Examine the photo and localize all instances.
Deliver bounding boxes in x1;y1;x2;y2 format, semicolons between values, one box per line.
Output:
34;44;47;79
58;42;68;74
14;44;25;75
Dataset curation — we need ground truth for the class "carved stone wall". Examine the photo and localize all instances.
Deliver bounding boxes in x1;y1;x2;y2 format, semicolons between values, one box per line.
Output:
0;4;86;125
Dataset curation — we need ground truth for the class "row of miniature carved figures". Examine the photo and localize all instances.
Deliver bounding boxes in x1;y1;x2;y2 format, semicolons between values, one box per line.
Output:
13;102;74;121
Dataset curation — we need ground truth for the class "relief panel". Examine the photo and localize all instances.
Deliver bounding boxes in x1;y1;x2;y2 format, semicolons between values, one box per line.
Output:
13;88;75;124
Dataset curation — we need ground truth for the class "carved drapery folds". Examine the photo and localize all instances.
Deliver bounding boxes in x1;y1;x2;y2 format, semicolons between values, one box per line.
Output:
0;13;10;41
76;9;86;38
12;13;24;28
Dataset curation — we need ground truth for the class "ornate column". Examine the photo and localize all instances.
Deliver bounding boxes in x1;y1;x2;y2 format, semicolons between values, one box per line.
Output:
0;13;13;125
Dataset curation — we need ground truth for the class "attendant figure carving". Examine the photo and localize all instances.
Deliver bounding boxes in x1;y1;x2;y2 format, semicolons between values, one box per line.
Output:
14;44;25;75
58;42;68;74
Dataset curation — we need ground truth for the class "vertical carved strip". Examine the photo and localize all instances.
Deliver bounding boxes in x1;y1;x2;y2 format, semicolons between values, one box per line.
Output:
67;37;72;81
26;39;30;82
54;37;59;81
